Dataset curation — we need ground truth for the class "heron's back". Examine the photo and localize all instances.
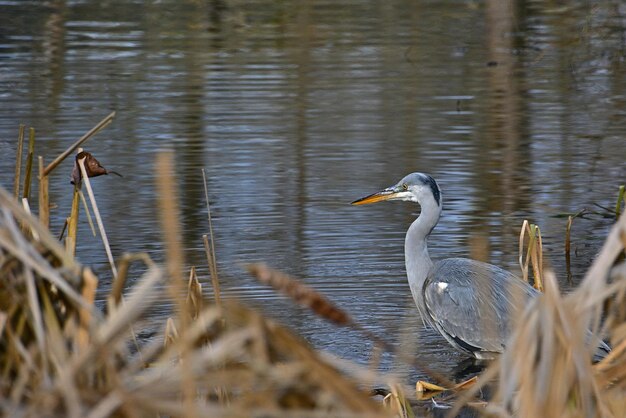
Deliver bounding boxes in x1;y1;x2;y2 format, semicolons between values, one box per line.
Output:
422;258;537;356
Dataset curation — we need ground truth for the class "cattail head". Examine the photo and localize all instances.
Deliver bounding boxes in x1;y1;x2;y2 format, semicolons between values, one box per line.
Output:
247;263;351;327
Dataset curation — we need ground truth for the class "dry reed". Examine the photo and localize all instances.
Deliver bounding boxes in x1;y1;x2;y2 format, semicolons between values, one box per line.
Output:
519;220;544;291
247;263;351;326
2;121;624;417
202;168;222;309
21;127;35;201
0;188;390;418
12;124;25;199
1;144;391;417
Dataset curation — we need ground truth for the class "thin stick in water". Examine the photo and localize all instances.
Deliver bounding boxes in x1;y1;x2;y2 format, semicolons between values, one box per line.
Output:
22;128;36;201
13;124;25;199
616;185;625;220
38;156;50;229
565;215;573;284
203;235;221;309
201;169;221;307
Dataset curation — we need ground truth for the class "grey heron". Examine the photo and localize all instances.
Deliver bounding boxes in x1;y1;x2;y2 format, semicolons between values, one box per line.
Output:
351;172;608;359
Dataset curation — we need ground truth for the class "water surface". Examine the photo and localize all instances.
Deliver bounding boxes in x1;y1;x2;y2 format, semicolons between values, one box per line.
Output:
1;0;625;383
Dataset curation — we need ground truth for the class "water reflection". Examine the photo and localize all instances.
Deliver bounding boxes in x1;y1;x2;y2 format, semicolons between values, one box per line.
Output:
0;0;625;384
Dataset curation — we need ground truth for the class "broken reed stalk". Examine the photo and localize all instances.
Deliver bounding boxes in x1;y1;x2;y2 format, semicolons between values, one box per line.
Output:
202;235;221;309
564;209;586;284
78;156;117;279
617;185;625;219
565;215;573;260
38;156;49;229
21;198;39;240
13;124;25;199
519;220;544;291
21;127;36;201
201;169;221;308
66;185;80;256
187;267;203;320
164;317;179;348
383;384;415;418
43;111;116;176
155;151;197;418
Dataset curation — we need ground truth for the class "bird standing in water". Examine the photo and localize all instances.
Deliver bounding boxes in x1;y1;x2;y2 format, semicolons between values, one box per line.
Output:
352;172;542;359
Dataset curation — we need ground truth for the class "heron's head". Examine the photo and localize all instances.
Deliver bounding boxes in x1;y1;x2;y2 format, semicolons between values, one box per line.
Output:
351;172;441;207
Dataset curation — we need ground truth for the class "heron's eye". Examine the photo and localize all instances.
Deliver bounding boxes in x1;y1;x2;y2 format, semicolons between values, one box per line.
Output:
402;183;408;191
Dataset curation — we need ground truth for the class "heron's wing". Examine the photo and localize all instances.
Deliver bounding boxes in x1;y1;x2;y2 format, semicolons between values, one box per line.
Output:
423;258;536;353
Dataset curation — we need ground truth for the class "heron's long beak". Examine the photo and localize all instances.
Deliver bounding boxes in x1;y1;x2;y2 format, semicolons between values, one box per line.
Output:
351;187;400;205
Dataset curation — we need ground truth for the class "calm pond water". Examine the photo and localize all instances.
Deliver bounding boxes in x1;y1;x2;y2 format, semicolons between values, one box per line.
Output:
1;0;625;384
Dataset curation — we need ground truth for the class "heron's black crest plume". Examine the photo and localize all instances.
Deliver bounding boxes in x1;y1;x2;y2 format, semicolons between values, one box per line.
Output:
418;173;441;207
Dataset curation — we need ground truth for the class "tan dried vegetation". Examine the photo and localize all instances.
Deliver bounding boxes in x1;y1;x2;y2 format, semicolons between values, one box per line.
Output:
1;116;624;417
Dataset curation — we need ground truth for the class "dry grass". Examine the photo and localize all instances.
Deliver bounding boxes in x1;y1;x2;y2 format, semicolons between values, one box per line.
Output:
0;159;390;418
1;118;624;417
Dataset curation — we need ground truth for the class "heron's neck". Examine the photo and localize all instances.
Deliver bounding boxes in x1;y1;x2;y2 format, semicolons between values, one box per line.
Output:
404;197;441;312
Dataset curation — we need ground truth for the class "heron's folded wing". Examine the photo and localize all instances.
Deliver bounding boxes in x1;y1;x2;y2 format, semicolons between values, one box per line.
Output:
424;258;534;353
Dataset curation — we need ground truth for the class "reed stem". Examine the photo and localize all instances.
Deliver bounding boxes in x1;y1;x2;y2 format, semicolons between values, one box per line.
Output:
616;185;625;219
66;186;80;256
38;156;50;229
201;169;221;308
565;215;573;283
22;128;36;201
13;124;25;199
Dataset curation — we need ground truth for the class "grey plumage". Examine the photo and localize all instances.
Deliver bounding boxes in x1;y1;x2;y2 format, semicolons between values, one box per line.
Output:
424;258;537;358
